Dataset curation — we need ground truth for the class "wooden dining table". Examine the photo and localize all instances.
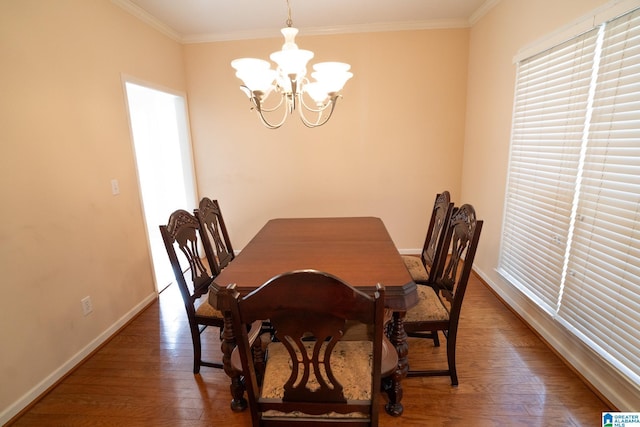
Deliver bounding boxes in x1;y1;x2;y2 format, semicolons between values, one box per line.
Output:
208;216;417;416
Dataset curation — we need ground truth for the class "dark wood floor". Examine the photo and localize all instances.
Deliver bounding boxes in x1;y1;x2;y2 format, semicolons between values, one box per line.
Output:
9;272;611;426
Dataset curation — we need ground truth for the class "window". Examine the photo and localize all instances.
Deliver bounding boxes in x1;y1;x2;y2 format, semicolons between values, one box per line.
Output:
499;7;640;386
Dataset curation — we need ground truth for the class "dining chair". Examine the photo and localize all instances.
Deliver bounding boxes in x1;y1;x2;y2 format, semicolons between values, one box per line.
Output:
221;269;396;426
194;197;235;276
404;204;483;386
401;191;455;287
400;191;454;346
159;209;224;374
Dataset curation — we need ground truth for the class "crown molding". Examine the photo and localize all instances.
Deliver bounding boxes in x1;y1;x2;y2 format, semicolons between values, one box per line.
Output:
111;0;183;42
182;19;473;44
469;0;502;25
112;0;501;45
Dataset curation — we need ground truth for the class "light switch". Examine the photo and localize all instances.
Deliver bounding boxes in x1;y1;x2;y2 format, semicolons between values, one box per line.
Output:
111;179;120;195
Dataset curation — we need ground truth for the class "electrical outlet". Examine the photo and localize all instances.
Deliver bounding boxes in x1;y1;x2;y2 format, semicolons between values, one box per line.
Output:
110;179;120;195
81;296;93;316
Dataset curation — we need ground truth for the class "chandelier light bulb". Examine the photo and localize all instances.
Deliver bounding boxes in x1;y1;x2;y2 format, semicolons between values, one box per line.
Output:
311;62;353;94
303;82;329;105
231;58;277;94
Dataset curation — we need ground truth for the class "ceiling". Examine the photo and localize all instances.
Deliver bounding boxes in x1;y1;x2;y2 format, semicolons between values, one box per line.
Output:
115;0;497;43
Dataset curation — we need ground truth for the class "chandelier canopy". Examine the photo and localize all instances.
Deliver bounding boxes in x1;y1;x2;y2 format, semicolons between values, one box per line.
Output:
231;1;353;129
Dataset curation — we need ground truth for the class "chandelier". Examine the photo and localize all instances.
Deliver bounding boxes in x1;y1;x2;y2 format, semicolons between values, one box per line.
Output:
231;1;353;129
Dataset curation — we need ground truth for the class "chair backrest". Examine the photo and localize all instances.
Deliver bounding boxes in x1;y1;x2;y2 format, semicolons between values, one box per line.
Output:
221;270;385;426
437;204;483;322
195;197;234;276
421;191;455;283
159;209;215;310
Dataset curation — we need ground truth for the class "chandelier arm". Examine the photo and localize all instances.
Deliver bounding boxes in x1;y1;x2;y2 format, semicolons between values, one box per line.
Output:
298;95;339;128
251;92;285;113
254;96;289;129
296;76;331;113
298;94;334;113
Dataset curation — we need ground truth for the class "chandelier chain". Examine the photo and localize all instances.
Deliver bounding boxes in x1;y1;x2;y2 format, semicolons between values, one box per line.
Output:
286;0;293;27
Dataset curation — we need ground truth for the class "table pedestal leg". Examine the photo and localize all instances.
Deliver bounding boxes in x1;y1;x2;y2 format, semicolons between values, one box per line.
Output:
221;311;247;412
385;311;408;416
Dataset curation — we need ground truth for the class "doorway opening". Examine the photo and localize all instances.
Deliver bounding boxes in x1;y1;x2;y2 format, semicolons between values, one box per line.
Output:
123;79;198;292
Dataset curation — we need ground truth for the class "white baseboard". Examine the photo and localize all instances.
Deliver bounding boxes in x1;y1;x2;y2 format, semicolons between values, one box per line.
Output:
473;266;640;411
398;248;421;255
0;292;157;425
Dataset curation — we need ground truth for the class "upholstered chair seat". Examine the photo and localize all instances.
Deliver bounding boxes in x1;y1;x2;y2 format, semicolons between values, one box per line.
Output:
401;255;430;282
404;285;450;323
260;341;372;419
194;295;224;318
261;337;397;396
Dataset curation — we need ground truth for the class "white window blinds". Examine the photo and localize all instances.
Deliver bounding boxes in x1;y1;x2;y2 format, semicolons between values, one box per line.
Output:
499;7;640;385
500;29;598;314
557;9;640;384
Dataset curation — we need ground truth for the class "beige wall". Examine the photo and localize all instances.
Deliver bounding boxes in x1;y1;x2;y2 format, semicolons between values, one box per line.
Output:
184;29;469;250
0;0;186;420
463;0;638;410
